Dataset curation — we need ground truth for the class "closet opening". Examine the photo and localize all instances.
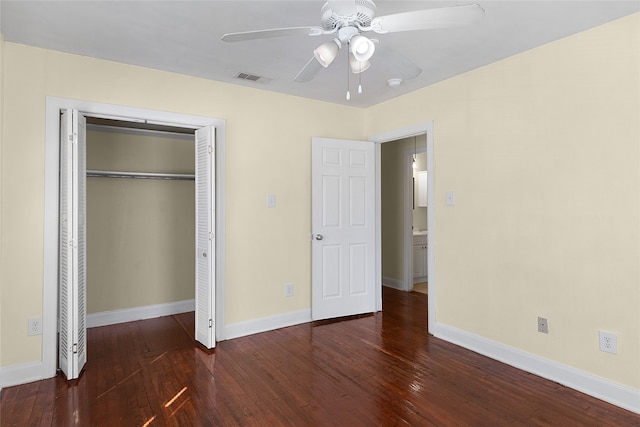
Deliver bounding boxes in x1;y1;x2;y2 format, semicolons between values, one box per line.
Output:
57;109;216;380
84;117;197;334
44;98;226;382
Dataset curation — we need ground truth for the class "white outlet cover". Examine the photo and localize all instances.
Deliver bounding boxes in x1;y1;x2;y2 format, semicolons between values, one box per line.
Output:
599;330;617;354
28;317;43;336
285;284;294;297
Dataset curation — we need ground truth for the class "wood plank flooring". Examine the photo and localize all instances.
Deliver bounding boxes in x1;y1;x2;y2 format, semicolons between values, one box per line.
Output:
1;287;639;426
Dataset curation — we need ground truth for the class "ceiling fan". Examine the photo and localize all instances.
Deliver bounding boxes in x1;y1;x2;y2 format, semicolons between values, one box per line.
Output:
222;1;484;86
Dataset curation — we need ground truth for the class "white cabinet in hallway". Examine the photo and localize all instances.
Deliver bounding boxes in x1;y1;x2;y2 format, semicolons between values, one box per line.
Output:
413;232;427;284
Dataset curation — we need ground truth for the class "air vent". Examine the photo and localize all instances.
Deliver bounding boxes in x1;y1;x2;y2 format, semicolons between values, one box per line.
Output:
234;72;271;84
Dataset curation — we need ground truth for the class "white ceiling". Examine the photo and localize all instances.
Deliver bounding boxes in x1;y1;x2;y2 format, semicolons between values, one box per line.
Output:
1;1;638;108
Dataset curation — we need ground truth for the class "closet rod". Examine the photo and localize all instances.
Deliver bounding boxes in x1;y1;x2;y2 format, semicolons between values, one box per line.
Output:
86;170;195;181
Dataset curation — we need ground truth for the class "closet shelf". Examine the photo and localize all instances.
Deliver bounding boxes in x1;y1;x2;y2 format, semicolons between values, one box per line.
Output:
86;169;195;181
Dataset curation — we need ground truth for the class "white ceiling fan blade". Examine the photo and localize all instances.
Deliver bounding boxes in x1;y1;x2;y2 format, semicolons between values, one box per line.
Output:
294;56;324;83
373;44;422;81
221;26;325;42
327;0;356;17
370;4;485;34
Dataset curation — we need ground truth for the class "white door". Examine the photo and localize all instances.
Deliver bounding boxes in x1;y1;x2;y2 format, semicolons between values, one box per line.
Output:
59;109;87;380
195;126;216;348
311;137;376;320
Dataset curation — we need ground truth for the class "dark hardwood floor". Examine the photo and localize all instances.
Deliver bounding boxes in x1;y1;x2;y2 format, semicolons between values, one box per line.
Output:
2;287;639;426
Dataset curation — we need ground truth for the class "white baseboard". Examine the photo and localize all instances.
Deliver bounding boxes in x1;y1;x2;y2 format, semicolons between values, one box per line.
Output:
221;309;311;341
0;301;195;390
432;322;640;415
413;276;427;284
87;299;195;328
383;276;406;291
4;306;637;415
1;301;302;390
0;361;51;390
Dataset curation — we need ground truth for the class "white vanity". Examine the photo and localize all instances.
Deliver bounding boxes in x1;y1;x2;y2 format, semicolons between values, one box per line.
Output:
413;231;427;283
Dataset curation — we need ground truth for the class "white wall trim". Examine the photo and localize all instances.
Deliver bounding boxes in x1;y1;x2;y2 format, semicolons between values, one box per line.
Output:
382;276;406;291
222;309;312;341
0;361;46;390
433;322;640;415
87;299;195;328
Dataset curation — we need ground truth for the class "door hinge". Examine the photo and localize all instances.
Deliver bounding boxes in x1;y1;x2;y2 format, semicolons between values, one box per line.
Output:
209;232;214;240
69;238;77;248
209;319;213;328
72;343;78;354
208;145;213;154
70;133;78;144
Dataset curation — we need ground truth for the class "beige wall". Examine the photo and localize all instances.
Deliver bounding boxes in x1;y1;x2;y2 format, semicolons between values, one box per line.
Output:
368;14;640;389
86;128;195;313
0;42;365;367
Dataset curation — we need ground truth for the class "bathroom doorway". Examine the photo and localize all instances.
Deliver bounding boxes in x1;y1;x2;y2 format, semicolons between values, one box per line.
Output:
380;134;427;293
371;121;434;332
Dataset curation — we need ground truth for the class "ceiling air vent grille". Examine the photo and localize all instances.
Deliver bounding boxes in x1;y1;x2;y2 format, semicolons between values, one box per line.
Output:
234;72;271;84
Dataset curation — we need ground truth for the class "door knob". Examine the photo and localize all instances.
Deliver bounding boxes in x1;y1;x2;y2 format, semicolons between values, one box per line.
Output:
314;234;324;241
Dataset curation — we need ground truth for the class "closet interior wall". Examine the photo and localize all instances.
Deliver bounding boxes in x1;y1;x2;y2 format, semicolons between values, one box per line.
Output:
86;123;196;317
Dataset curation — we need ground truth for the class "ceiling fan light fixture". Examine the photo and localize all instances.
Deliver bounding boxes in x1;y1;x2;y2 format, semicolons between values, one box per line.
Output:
313;39;341;68
349;35;375;62
349;54;371;74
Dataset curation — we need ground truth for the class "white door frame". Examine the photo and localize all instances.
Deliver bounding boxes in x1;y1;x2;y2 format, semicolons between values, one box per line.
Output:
42;97;227;378
369;121;435;333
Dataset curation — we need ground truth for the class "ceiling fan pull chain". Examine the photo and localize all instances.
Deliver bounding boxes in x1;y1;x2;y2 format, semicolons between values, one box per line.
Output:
346;44;351;100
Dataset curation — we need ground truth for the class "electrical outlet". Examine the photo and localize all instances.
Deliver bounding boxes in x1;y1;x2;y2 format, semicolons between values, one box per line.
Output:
285;284;294;298
28;317;43;336
446;191;456;206
537;317;548;334
267;194;276;208
599;330;617;354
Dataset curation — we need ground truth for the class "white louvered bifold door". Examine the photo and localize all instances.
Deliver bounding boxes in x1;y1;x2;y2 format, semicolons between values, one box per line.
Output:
195;126;215;348
59;109;87;380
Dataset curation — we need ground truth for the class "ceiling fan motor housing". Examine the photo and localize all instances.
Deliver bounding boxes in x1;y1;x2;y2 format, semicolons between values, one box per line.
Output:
321;0;377;30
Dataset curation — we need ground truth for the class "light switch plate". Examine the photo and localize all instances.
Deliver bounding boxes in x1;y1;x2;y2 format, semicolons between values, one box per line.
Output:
267;194;276;208
446;191;456;206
